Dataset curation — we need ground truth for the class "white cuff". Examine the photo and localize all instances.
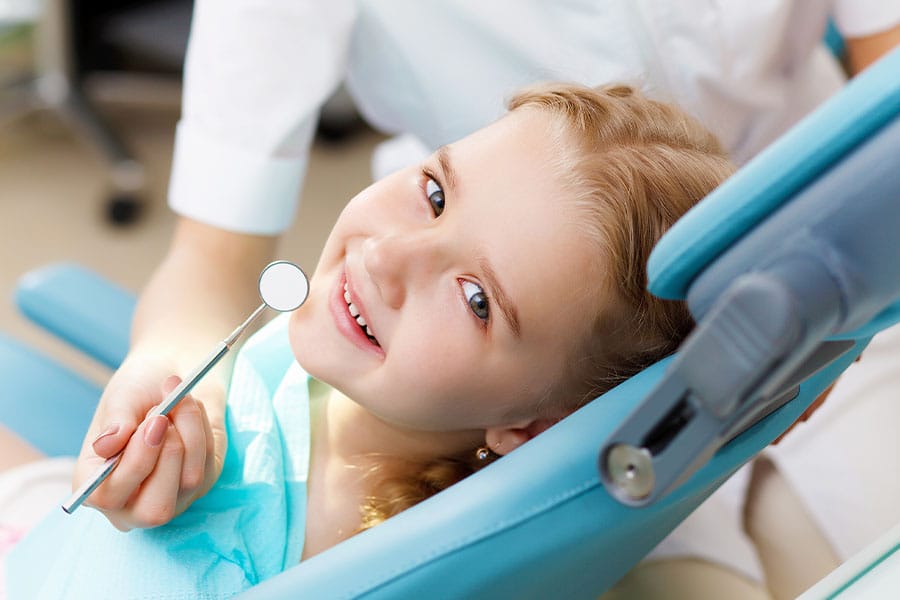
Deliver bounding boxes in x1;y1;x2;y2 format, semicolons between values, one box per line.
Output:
833;1;900;39
168;121;309;235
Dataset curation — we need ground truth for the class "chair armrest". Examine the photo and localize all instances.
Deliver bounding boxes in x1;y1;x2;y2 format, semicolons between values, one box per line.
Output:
0;333;101;456
14;263;135;369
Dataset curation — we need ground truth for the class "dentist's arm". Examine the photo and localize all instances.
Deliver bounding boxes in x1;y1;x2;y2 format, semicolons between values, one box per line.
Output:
75;218;276;530
69;0;355;530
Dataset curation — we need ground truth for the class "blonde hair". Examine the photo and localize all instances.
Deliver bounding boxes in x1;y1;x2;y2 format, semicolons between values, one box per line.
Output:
359;83;735;531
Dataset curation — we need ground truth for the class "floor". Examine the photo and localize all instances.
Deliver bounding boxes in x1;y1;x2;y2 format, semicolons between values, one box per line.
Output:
0;83;383;385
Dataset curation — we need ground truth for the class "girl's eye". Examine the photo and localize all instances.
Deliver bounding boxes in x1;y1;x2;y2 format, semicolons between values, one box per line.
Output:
425;177;445;217
461;280;489;322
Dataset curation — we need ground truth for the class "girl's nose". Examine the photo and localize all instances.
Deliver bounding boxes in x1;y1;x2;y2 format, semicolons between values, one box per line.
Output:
363;232;442;309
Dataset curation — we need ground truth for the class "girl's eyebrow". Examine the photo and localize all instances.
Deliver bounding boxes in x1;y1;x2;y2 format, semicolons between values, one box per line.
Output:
436;146;458;194
478;256;522;339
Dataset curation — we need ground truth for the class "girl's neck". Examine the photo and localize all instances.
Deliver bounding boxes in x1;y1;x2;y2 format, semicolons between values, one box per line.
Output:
315;388;483;467
302;386;484;560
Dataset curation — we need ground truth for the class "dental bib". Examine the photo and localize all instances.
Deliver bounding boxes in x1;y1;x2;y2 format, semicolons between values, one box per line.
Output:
8;315;313;599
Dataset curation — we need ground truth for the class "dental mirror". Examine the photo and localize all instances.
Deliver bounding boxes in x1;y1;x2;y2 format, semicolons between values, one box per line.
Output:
258;260;309;311
62;260;309;514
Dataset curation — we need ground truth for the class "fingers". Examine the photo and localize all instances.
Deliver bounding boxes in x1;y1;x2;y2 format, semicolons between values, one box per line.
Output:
90;423;126;458
87;414;172;511
89;375;181;459
81;370;219;529
90;411;142;460
154;374;210;494
126;420;185;528
169;396;209;494
198;401;217;487
87;379;214;528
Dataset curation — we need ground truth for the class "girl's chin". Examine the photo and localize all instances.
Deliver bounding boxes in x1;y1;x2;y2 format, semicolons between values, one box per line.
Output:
291;344;333;383
299;362;363;404
288;313;324;369
288;320;353;384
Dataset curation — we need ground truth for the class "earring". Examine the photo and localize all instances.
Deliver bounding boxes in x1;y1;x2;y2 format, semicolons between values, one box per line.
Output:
476;446;492;461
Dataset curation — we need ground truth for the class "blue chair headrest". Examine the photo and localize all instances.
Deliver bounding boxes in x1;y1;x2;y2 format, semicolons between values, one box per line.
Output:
648;47;900;301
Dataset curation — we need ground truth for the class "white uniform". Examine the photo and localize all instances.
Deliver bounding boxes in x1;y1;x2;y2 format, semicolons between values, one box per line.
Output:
168;0;900;235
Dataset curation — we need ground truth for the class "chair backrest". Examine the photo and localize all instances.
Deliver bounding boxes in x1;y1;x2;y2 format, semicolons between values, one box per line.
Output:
241;353;861;600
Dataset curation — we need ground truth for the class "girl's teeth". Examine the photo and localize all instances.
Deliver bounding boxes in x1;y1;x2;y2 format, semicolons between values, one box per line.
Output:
344;280;378;344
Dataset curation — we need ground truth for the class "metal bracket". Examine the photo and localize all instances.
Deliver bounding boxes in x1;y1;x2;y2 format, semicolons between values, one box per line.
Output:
599;272;852;506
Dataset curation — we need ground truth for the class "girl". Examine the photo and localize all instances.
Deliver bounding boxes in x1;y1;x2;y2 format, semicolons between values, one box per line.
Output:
5;83;734;597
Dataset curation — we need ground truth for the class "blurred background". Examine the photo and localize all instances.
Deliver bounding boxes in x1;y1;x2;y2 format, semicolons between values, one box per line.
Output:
0;0;384;386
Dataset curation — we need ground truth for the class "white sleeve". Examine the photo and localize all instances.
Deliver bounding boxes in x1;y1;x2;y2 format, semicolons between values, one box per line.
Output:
168;0;357;235
832;0;900;39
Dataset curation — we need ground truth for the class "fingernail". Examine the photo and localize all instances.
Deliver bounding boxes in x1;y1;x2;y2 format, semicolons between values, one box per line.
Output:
144;415;168;447
92;424;120;447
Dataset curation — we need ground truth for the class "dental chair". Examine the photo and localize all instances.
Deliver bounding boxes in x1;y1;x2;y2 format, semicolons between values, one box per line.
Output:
4;47;900;599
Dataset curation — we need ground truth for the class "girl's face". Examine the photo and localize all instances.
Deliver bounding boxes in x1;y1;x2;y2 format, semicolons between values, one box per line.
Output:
289;110;602;433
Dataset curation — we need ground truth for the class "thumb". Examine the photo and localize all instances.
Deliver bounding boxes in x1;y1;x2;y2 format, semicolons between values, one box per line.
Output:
91;375;181;458
90;420;132;458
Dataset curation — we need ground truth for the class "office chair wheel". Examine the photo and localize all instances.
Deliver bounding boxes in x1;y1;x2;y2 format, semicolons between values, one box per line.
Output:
105;193;142;225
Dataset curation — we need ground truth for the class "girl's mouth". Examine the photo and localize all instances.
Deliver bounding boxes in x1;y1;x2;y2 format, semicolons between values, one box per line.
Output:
343;282;380;347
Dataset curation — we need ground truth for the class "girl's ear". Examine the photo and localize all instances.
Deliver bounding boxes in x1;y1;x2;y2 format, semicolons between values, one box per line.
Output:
484;417;561;456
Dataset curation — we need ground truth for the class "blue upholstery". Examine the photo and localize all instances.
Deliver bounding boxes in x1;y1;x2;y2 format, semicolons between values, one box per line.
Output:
0;333;101;456
0;263;135;456
15;262;134;370
242;347;863;599
2;45;899;600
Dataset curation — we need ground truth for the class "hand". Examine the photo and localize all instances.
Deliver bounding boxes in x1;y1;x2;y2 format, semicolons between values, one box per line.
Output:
72;217;273;529
72;354;226;531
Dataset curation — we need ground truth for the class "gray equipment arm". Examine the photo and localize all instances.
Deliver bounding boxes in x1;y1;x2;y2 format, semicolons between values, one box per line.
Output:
600;108;900;507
